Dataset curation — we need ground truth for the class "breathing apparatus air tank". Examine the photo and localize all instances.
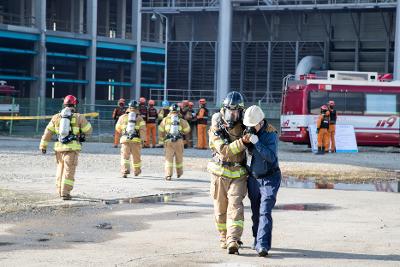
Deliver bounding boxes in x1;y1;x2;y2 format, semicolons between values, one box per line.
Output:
126;111;137;138
169;114;180;137
58;107;73;141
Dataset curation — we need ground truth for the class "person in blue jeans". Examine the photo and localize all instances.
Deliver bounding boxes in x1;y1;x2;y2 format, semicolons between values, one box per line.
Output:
242;105;281;257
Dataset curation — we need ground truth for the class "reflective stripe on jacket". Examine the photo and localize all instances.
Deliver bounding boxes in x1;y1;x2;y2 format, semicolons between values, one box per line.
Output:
115;111;146;144
39;113;92;152
207;121;247;179
158;113;190;144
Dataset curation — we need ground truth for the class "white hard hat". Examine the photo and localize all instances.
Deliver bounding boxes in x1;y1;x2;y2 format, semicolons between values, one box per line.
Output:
243;105;265;127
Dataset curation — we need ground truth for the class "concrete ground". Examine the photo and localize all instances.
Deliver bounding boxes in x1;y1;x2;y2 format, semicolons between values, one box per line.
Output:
0;137;399;266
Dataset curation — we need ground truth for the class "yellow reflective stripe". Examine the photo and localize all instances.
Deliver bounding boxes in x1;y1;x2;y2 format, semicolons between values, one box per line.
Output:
72;127;80;134
121;159;130;166
207;162;246;179
213;139;224;147
183;126;190;132
135;125;140;130
120;136;142;143
227;219;244;228
64;179;74;186
40;140;48;147
229;142;240;155
175;163;183;169
71;117;77;124
216;223;227;231
81;123;92;133
47;124;56;133
54;141;81;151
165;161;174;167
133;162;141;168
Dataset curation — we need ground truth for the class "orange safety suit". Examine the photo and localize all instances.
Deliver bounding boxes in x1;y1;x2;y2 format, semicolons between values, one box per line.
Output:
158;112;191;179
317;111;330;152
328;108;337;152
146;106;158;147
208;113;248;248
197;107;209;149
112;106;126;147
115;109;146;176
40;112;92;197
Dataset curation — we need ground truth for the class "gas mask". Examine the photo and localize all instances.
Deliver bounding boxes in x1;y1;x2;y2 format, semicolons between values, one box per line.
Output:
223;108;241;128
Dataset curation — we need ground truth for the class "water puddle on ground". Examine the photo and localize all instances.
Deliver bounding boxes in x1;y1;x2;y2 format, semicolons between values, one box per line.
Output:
282;176;399;193
274;203;335;211
101;192;195;205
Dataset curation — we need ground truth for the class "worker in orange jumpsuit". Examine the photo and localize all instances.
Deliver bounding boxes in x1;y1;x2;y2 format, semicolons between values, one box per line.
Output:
181;100;194;148
138;97;148;147
196;98;209;149
112;98;126;148
316;105;330;155
328;100;337;153
158;103;191;181
115;100;146;177
146;100;158;148
39;95;92;200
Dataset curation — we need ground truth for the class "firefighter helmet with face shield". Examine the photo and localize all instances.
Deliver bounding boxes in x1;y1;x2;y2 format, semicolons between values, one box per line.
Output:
170;103;179;112
221;91;245;128
128;100;139;109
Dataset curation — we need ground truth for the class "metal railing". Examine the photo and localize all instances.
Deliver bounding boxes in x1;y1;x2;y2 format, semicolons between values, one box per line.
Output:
142;0;219;8
46;18;87;34
149;88;215;103
142;0;396;8
0;12;35;27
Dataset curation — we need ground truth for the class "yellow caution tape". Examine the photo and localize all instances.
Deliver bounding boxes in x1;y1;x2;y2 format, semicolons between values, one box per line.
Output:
0;112;99;120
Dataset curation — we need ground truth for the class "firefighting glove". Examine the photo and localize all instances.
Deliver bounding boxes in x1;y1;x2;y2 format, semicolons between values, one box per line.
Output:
316;128;320;134
249;134;259;144
41;149;47;154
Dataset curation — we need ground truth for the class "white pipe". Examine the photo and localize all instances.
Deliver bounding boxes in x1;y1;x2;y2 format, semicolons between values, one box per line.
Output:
216;0;233;105
295;56;323;80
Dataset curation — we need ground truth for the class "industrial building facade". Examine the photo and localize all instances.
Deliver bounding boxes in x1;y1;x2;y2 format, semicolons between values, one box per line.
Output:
0;0;398;108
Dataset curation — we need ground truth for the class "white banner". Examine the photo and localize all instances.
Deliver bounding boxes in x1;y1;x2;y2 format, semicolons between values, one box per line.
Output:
308;124;358;153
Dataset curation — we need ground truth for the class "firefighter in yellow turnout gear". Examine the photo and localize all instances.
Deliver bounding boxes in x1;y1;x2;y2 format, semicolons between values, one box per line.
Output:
115;100;146;178
39;95;92;200
208;91;248;254
159;103;191;181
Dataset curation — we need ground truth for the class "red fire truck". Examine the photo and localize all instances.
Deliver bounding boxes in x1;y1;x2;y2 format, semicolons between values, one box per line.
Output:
280;70;400;147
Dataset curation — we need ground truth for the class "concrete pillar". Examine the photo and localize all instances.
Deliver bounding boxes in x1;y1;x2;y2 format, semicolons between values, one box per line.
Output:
20;0;25;26
78;0;84;33
105;0;110;37
295;41;299;68
77;62;84;101
216;0;232;106
239;15;248;94
394;1;400;79
266;42;272;103
132;0;142;100
188;42;193;99
71;0;75;32
117;0;127;39
32;0;46;114
86;0;97;109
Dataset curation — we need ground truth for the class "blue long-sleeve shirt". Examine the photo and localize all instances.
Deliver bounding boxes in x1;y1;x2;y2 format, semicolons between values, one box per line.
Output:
247;120;280;178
